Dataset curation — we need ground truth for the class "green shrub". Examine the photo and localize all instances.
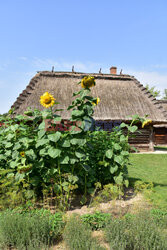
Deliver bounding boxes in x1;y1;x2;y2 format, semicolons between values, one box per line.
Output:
63;215;105;250
134;180;154;192
81;211;112;230
90;183;124;207
0;210;64;249
105;212;167;250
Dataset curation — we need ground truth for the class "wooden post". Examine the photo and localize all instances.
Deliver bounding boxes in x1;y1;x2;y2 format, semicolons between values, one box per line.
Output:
149;126;154;151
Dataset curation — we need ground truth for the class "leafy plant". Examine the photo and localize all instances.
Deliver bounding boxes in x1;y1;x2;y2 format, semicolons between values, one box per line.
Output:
81;211;112;230
134;180;154;193
90;184;124;206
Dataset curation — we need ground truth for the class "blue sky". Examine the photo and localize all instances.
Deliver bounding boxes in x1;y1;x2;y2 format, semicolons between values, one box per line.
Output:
0;0;167;113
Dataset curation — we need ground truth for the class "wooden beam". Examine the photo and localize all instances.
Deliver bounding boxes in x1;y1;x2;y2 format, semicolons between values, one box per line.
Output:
149;126;154;151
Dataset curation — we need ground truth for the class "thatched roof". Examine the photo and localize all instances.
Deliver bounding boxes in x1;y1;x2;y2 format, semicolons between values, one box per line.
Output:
11;71;167;123
157;100;167;112
154;100;167;127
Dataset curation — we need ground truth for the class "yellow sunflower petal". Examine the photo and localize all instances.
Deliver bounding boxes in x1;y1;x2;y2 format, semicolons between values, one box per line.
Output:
142;119;152;128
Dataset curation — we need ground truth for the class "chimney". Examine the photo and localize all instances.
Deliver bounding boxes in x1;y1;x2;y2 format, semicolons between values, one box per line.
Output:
110;66;117;75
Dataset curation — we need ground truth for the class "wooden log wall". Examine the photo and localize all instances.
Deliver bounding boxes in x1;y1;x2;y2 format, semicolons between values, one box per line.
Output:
154;127;167;145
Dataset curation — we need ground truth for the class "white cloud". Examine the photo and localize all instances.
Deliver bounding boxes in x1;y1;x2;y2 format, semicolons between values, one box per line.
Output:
124;69;167;94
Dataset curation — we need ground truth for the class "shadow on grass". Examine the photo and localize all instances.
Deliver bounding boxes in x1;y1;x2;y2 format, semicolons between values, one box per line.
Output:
129;177;167;188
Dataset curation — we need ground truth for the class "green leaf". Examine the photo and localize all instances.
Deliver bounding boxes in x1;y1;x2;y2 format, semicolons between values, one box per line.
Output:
38;129;46;139
120;123;127;128
75;151;85;159
72;90;82;97
36;139;49;148
53;116;62;122
7;173;14;178
105;149;113;159
38;121;45;129
70;138;86;146
48;132;61;142
121;151;129;156
60;156;69;164
120;135;126;142
13;142;22;150
10;161;18;168
6;133;15;140
15;172;25;182
71;110;84;117
5;142;13;148
48;148;61;158
10;124;19;132
68;175;79;183
25;190;34;199
128;125;138;133
5;150;11;157
0;154;5;160
26;149;36;160
113;143;121;151
61;140;70;147
114;174;123;185
39;148;47;156
82;165;90;171
110;165;118;174
70;128;82;135
124;179;129;188
80;89;90;98
70;157;78;164
114;155;123;165
30;176;41;186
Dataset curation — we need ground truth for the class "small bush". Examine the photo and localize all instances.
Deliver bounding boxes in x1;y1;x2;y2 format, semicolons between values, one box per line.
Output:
0;210;64;249
81;211;112;230
134;180;154;192
91;183;124;207
104;212;167;250
63;215;105;250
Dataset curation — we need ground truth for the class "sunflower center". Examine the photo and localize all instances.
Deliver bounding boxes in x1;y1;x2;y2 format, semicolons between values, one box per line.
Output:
44;97;52;104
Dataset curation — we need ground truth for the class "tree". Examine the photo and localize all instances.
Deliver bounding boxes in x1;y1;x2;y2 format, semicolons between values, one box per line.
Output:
145;84;161;98
162;89;167;100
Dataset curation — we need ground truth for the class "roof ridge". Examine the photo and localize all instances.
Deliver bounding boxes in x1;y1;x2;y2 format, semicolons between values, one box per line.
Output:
37;70;133;80
131;76;167;120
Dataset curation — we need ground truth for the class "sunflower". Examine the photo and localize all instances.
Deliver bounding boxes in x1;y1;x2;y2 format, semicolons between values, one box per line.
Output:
40;92;55;108
20;151;25;157
92;97;100;106
142;119;152;128
81;76;96;88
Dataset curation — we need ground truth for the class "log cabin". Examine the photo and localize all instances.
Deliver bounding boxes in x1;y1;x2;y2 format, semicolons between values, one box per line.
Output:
153;100;167;145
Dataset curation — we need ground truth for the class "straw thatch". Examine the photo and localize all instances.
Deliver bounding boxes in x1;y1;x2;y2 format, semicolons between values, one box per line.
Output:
154;100;167;128
157;100;167;112
11;71;167;123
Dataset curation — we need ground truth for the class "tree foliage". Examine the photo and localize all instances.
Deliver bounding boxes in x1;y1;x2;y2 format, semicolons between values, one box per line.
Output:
145;84;161;98
162;89;167;100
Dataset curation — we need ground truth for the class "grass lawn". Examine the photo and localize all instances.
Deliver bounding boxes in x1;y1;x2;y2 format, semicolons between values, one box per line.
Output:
154;146;167;150
129;154;167;209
